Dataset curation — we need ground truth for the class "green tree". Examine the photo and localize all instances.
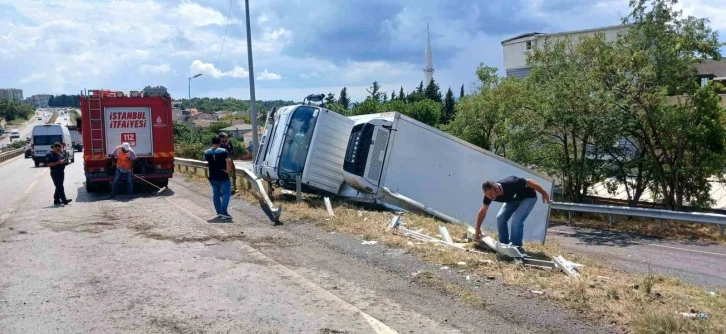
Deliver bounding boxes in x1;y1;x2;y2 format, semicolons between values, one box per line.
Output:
399;86;405;101
173;121;192;143
416;81;424;94
391;90;397;101
324;92;336;105
338;87;350;110
403;99;442;127
595;0;726;210
350;99;379;116
424;78;442;103
442;87;456;124
366;81;383;102
460;84;465;99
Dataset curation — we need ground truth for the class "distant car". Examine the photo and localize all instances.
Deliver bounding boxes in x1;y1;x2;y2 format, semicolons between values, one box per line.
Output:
24;145;33;159
9;129;20;140
37;116;43;120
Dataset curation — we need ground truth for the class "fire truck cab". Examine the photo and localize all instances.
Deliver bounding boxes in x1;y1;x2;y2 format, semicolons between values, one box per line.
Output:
79;86;175;193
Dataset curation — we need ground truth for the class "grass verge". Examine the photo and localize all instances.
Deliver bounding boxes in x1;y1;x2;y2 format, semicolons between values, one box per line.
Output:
178;167;726;333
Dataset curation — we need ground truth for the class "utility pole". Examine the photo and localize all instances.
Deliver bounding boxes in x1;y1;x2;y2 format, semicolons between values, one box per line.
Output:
244;0;259;158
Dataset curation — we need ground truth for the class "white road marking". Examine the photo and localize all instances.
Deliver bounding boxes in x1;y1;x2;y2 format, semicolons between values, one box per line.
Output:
24;180;39;195
164;197;399;334
548;228;726;257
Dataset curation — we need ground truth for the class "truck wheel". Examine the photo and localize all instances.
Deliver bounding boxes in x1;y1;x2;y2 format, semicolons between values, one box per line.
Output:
34;160;40;167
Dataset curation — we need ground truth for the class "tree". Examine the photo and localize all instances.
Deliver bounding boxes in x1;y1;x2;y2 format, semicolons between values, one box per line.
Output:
442;87;456;124
366;81;383;102
607;0;726;210
350;99;379;116
417;81;424;94
424;78;442;103
391;90;397;101
324;92;336;105
460;84;465;99
404;100;442;127
382;92;388;103
520;35;623;203
173;121;193;143
399;86;405;101
338;87;350;110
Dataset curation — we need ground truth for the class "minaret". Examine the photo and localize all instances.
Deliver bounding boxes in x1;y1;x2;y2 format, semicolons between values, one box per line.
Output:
423;23;434;86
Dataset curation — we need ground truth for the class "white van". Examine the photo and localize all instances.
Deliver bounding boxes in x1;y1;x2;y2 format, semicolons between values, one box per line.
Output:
31;124;75;167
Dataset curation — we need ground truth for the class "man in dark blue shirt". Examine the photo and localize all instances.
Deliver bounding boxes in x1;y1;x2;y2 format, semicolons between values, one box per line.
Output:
474;175;551;255
204;136;233;220
45;142;72;206
218;132;236;193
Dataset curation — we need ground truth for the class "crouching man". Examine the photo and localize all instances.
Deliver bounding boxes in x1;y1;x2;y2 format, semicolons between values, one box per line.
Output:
474;175;551;256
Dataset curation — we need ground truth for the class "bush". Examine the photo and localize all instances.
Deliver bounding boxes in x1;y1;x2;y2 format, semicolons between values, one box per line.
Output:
174;142;207;160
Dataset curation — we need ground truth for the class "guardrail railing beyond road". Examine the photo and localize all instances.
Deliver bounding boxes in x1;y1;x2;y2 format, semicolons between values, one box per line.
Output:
0;148;24;164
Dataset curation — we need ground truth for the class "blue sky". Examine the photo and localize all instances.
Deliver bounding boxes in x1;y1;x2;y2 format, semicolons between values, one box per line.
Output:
1;0;724;102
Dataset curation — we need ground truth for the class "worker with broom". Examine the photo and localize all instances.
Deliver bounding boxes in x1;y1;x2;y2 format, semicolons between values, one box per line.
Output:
204;136;233;220
109;142;137;199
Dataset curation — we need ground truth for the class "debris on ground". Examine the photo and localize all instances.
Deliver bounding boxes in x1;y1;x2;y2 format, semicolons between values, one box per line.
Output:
361;240;377;245
553;255;583;278
531;290;544;295
681;311;709;319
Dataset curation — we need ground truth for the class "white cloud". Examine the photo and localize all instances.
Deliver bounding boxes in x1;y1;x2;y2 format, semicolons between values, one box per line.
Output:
190;60;248;79
257;69;282;81
140;63;173;75
176;2;229;27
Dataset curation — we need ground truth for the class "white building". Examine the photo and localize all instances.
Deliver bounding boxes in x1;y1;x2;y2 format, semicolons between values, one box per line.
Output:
501;24;627;78
0;88;24;102
29;94;52;108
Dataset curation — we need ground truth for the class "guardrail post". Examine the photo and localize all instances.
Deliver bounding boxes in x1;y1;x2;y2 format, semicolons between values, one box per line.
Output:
609;214;614;226
720;225;724;237
296;174;302;203
567;211;572;224
658;219;664;231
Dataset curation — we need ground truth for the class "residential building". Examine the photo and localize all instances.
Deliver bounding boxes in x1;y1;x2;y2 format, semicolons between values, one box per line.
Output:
501;24;627;78
28;94;52;108
172;101;183;111
0;88;24;101
696;59;726;107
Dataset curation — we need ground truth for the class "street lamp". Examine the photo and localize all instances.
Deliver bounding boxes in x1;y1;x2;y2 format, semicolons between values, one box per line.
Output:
188;73;202;142
244;0;259;159
188;73;203;108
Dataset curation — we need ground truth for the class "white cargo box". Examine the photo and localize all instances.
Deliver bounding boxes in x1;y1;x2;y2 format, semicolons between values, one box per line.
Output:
343;112;555;243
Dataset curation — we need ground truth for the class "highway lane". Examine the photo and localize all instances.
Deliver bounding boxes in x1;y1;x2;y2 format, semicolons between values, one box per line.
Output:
0;157;612;333
548;224;726;288
0;112;48;148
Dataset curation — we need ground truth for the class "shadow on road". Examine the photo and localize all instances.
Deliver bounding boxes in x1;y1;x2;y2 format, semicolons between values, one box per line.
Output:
548;222;720;248
74;183;176;203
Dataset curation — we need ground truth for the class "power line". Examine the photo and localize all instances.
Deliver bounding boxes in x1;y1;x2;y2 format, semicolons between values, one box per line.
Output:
215;0;234;68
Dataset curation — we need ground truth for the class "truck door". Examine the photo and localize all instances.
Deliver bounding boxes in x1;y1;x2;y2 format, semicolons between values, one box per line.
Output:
104;107;153;156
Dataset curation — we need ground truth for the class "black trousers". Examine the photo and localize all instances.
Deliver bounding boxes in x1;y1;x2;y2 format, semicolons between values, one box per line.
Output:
50;171;67;203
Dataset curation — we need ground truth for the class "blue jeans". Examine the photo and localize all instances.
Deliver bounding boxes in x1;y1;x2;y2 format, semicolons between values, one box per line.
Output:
209;179;231;215
496;197;537;247
111;169;133;195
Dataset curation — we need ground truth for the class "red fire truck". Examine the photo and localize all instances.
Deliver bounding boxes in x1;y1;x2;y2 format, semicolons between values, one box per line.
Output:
78;87;174;193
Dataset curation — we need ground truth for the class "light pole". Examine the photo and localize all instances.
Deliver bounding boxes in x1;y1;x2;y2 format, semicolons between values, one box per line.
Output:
244;0;259;158
188;73;202;109
188;73;202;141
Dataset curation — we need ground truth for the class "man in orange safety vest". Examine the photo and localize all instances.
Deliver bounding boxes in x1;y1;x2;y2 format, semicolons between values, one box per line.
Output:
109;142;137;199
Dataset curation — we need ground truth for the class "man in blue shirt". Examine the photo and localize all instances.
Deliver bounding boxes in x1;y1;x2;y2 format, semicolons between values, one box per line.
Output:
218;132;236;193
45;142;72;206
204;136;233;220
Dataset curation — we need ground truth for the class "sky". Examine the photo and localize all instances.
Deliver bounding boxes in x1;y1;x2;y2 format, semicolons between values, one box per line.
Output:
1;0;724;103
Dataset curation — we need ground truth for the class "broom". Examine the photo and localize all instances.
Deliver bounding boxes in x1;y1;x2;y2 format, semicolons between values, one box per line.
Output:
131;173;170;195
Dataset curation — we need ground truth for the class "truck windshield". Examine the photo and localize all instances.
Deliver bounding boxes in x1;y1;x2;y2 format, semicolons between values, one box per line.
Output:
278;106;318;177
33;135;63;145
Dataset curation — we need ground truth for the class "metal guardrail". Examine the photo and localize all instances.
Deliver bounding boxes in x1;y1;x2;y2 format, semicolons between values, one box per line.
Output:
551;202;726;236
173;157;281;224
0;148;24;164
173;157;726;235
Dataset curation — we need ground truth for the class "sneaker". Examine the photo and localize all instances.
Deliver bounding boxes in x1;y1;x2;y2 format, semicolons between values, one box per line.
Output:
63;199;73;205
218;213;233;220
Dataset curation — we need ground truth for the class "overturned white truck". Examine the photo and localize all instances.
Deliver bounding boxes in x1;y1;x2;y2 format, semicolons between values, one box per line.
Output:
253;103;554;243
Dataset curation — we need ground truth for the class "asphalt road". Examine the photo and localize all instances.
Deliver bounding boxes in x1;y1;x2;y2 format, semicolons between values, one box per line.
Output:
0;156;614;333
548;224;726;289
0;109;74;149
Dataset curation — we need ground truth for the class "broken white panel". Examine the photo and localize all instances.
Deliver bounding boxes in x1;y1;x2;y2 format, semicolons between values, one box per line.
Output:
553;255;581;278
323;197;335;216
438;226;454;244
